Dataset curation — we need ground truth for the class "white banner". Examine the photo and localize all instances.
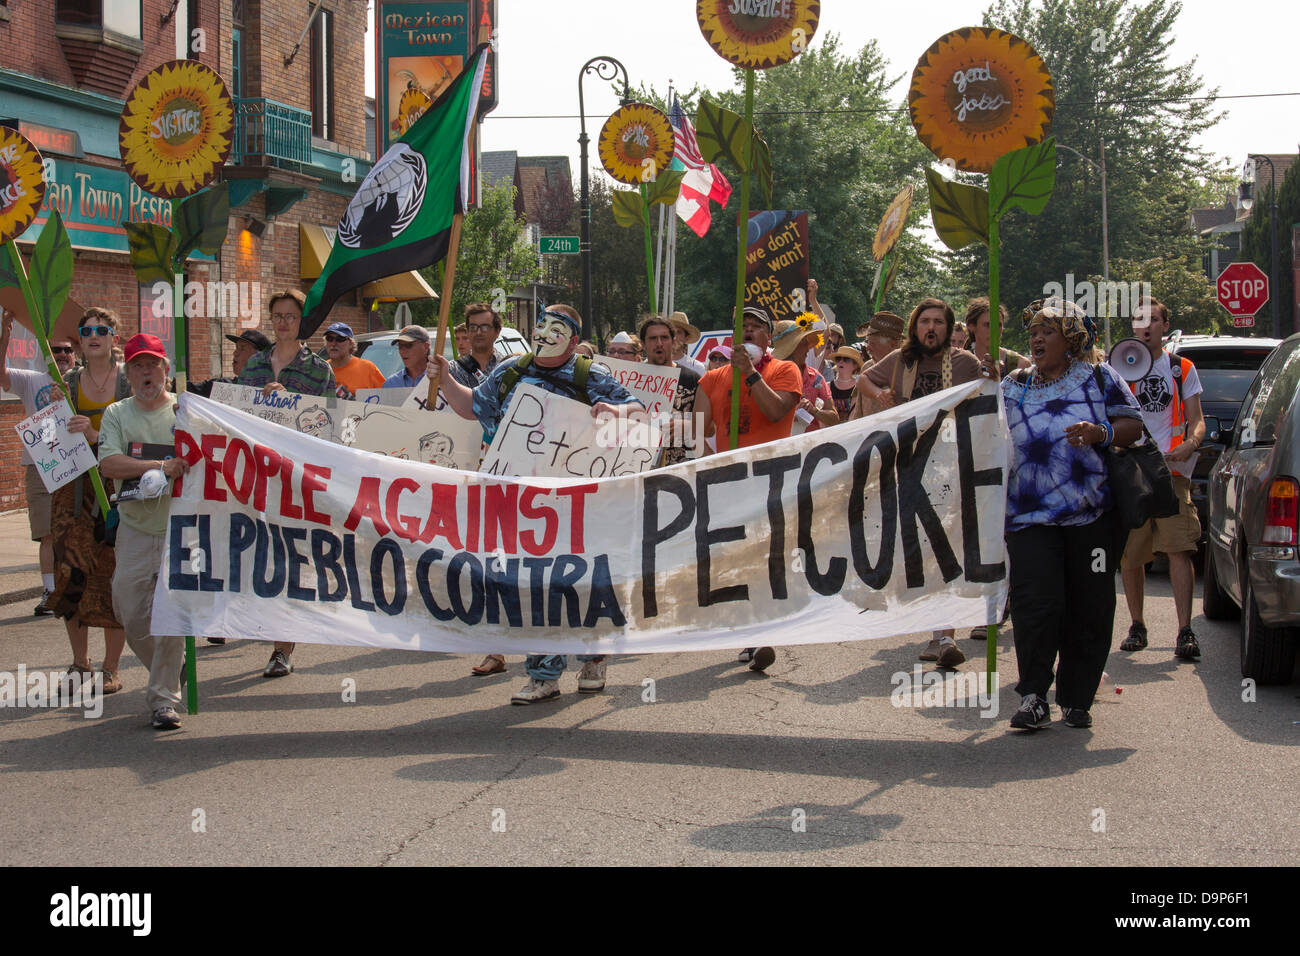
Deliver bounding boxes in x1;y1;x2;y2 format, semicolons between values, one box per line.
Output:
209;382;481;470
591;355;681;420
153;383;1010;655
16;400;96;492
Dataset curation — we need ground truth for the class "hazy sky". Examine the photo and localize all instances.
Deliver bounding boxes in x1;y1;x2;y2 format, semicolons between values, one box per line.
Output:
365;0;1299;186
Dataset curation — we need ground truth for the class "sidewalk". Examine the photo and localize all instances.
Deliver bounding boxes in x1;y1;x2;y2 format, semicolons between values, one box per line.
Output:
0;508;42;607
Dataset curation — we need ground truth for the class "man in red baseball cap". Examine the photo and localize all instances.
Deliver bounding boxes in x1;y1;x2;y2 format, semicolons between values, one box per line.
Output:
97;333;192;730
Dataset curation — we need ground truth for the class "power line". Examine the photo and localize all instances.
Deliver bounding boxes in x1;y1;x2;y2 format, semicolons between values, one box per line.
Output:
482;90;1300;120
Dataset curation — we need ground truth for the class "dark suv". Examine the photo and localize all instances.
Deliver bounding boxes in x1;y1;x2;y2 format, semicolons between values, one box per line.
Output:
1165;334;1279;551
1202;332;1300;683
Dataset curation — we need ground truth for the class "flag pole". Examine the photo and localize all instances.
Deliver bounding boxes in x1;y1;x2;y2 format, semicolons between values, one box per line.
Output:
427;210;465;409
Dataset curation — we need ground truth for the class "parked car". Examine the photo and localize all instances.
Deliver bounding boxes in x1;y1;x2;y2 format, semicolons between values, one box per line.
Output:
1202;331;1300;683
1165;333;1280;553
324;326;531;382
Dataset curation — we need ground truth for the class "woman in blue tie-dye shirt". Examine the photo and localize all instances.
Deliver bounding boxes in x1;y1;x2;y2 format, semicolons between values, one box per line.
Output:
991;297;1143;733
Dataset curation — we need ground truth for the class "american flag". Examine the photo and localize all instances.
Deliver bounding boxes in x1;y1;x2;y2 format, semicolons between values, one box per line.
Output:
670;98;707;171
669;97;731;236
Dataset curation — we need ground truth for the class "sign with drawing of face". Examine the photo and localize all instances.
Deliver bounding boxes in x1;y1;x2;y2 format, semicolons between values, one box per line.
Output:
418;431;456;468
296;406;334;440
532;310;578;362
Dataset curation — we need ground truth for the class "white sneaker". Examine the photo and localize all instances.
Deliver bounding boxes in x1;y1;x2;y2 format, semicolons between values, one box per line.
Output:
577;658;607;693
511;678;560;705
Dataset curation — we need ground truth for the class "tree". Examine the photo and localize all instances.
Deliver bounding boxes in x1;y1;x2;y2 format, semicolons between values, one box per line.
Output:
1241;154;1300;338
950;0;1227;349
640;34;956;334
407;180;540;327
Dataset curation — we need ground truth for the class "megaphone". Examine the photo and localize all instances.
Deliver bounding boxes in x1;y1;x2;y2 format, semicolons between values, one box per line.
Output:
1108;338;1153;382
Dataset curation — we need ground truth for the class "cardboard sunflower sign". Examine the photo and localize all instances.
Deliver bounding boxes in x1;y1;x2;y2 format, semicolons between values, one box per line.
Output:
870;184;913;312
909;26;1057;689
694;0;819;448
600;103;682;308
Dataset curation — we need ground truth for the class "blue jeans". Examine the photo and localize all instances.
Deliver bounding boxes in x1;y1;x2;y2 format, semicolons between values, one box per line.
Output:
525;654;603;681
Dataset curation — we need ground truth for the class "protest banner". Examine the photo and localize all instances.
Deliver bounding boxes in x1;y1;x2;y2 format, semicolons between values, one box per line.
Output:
208;383;481;470
479;383;658;479
15;399;96;493
745;210;809;322
153;382;1010;655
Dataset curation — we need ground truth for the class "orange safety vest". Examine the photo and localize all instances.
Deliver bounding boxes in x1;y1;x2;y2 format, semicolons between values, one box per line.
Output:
1128;352;1192;448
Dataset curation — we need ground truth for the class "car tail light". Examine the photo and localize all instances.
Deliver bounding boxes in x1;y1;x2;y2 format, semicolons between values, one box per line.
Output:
1262;478;1299;545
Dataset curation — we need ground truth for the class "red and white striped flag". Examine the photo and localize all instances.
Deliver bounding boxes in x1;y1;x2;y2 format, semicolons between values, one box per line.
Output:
670;97;731;237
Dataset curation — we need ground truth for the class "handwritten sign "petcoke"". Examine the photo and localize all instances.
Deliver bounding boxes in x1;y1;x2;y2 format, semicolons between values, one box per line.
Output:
16;400;97;493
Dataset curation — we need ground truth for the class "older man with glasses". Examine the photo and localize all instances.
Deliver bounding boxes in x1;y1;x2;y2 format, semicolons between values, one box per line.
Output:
383;325;432;388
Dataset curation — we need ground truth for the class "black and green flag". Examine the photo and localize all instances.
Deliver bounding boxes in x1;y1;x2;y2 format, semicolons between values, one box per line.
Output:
301;44;488;338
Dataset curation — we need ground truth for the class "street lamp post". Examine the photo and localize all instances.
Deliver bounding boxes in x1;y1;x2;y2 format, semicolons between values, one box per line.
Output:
1243;155;1282;339
1058;139;1111;351
577;56;630;342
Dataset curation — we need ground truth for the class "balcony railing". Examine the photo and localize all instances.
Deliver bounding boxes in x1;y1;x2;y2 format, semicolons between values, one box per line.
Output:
230;97;312;166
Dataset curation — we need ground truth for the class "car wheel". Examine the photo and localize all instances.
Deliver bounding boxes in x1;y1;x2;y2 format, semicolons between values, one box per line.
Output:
1240;577;1298;684
1202;542;1239;620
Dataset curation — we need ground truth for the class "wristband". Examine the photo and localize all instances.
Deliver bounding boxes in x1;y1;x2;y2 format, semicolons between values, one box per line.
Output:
1099;421;1114;448
745;371;761;387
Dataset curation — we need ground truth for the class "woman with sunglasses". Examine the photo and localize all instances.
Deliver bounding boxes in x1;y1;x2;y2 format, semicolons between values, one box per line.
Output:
47;308;131;694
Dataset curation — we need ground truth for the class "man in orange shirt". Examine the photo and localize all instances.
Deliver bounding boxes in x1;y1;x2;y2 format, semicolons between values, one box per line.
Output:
697;305;802;672
325;322;385;398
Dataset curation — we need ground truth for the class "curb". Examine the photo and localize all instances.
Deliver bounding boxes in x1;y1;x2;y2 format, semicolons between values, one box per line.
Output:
0;585;44;608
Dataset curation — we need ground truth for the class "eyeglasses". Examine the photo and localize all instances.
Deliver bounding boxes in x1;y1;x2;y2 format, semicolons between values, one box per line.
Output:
324;335;347;343
607;348;637;358
270;312;299;324
467;323;494;333
51;346;75;355
79;325;112;337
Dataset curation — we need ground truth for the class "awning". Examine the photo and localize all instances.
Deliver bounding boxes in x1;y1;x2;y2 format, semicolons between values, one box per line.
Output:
299;223;436;302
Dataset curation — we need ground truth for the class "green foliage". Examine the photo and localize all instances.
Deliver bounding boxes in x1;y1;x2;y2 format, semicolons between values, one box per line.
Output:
408;180;540;327
989;139;1057;221
611;189;644;228
175;183;230;262
1240;155;1300;337
29;210;72;335
123;221;178;286
955;0;1227;329
1089;255;1222;336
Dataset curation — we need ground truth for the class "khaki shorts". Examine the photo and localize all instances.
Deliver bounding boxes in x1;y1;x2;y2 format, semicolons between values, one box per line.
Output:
1121;474;1200;568
24;464;51;541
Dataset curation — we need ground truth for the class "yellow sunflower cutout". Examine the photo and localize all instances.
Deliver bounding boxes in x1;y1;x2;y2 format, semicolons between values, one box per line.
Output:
598;104;675;186
0;128;46;246
872;185;913;262
908;27;1054;174
697;0;820;70
793;310;824;347
396;88;433;137
119;60;234;198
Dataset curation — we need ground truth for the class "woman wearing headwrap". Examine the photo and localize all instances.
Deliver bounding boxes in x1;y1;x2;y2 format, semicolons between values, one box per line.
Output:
993;297;1143;731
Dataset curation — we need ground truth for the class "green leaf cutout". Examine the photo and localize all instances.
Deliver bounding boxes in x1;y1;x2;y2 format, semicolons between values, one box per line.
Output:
884;252;900;294
989;138;1057;223
611;189;644;229
124;222;180;286
752;129;773;209
644;169;684;207
29;209;73;336
925;167;989;251
175;183;230;262
695;99;752;174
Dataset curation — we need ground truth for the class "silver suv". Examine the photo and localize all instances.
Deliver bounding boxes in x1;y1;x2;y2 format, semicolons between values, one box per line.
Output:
1202;331;1300;683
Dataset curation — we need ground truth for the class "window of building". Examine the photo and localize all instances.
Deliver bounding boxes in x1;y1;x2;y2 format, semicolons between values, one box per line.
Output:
231;27;243;98
55;0;142;41
309;6;334;141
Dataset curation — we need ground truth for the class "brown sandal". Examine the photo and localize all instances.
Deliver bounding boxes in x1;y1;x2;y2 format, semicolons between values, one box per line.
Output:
471;654;506;676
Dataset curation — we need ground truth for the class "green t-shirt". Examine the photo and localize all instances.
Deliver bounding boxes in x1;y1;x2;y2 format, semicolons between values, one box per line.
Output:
98;396;178;536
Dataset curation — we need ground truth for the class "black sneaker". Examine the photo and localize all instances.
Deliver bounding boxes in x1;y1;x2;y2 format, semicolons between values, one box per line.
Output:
749;647;776;672
1009;694;1050;730
1120;621;1148;652
737;648;756;663
263;650;293;677
1061;707;1093;728
1175;626;1201;661
34;589;54;617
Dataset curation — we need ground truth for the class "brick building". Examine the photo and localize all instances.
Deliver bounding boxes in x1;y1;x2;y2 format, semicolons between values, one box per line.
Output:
0;0;399;510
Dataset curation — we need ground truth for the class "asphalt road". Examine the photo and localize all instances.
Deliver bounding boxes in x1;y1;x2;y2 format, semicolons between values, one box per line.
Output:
1;570;1296;867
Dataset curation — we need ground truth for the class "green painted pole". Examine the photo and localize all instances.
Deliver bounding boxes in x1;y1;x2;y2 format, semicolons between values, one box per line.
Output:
640;183;656;310
4;241;111;517
729;70;755;451
985;216;1000;697
170;197;198;716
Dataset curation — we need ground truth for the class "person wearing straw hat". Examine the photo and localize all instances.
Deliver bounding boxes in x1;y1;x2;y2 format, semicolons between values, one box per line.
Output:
770;318;838;432
828;346;862;420
849;311;904;420
669;312;706;377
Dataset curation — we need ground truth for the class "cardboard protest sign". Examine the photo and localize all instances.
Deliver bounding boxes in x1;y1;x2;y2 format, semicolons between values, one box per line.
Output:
154;384;1009;654
15;399;96;493
591;356;681;420
208;383;480;470
480;383;658;479
745;211;809;322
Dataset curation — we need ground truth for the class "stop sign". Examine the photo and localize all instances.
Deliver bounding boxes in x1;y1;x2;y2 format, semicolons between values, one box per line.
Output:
1216;262;1270;318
